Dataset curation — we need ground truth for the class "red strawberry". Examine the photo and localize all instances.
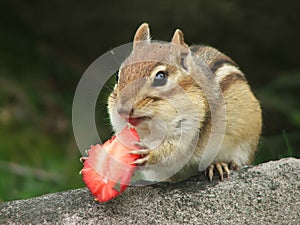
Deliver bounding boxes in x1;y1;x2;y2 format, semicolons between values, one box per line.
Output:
81;127;141;202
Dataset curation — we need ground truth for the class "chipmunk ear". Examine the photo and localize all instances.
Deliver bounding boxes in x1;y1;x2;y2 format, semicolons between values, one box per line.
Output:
133;23;150;48
171;29;188;48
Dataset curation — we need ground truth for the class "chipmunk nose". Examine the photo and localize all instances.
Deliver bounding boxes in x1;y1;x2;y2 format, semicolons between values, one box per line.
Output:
117;105;133;117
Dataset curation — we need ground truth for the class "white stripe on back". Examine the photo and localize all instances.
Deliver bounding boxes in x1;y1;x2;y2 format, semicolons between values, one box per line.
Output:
214;64;243;83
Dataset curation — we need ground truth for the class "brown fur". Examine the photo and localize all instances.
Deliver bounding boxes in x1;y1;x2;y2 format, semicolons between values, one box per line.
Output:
220;73;246;92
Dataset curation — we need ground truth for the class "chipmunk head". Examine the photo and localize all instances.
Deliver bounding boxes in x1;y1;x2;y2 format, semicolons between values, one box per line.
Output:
108;23;207;142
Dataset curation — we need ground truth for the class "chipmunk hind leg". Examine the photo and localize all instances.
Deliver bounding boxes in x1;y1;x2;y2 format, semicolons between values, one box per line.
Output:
205;160;239;181
205;138;258;181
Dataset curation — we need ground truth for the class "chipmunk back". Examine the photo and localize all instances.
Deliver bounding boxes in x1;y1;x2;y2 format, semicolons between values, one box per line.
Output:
108;23;262;182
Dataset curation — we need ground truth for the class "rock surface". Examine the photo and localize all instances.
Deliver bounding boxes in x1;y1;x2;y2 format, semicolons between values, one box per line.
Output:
1;158;300;224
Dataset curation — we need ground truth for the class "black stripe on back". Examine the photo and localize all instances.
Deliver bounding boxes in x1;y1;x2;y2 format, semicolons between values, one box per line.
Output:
189;45;205;54
211;59;237;73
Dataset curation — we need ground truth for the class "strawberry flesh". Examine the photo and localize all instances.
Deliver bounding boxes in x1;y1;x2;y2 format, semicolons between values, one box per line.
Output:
81;127;141;202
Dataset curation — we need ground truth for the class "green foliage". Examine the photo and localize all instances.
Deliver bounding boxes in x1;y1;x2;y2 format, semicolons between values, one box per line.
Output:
0;26;83;202
282;130;294;156
254;72;300;164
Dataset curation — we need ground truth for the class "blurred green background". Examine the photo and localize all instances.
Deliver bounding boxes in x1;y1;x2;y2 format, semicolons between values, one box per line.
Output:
0;0;299;202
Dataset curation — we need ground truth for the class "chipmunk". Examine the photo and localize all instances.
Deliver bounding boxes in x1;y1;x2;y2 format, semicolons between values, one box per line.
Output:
107;23;262;182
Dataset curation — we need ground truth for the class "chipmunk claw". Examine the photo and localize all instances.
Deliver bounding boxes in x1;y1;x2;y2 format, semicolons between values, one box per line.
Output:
133;142;149;149
80;157;88;163
130;155;150;165
205;161;239;181
129;142;151;165
129;149;150;155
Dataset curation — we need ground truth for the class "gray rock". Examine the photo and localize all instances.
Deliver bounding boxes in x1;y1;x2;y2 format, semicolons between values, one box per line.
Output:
1;158;300;225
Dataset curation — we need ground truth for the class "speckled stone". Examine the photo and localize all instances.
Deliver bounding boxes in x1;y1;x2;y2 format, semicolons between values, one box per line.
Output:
1;158;299;225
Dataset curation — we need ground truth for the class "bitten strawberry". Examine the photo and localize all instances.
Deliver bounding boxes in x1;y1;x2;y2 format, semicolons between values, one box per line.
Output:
81;127;141;202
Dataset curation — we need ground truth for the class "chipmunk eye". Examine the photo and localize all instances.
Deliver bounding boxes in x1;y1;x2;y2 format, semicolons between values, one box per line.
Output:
152;71;167;86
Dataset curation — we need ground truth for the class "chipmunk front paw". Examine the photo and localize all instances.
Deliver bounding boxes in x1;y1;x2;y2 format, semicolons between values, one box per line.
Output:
129;142;150;165
205;160;239;181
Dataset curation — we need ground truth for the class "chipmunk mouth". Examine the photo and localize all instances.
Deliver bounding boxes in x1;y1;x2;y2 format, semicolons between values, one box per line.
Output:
125;116;150;126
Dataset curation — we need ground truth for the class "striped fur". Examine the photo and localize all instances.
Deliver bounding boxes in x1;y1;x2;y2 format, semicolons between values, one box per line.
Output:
191;45;248;93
